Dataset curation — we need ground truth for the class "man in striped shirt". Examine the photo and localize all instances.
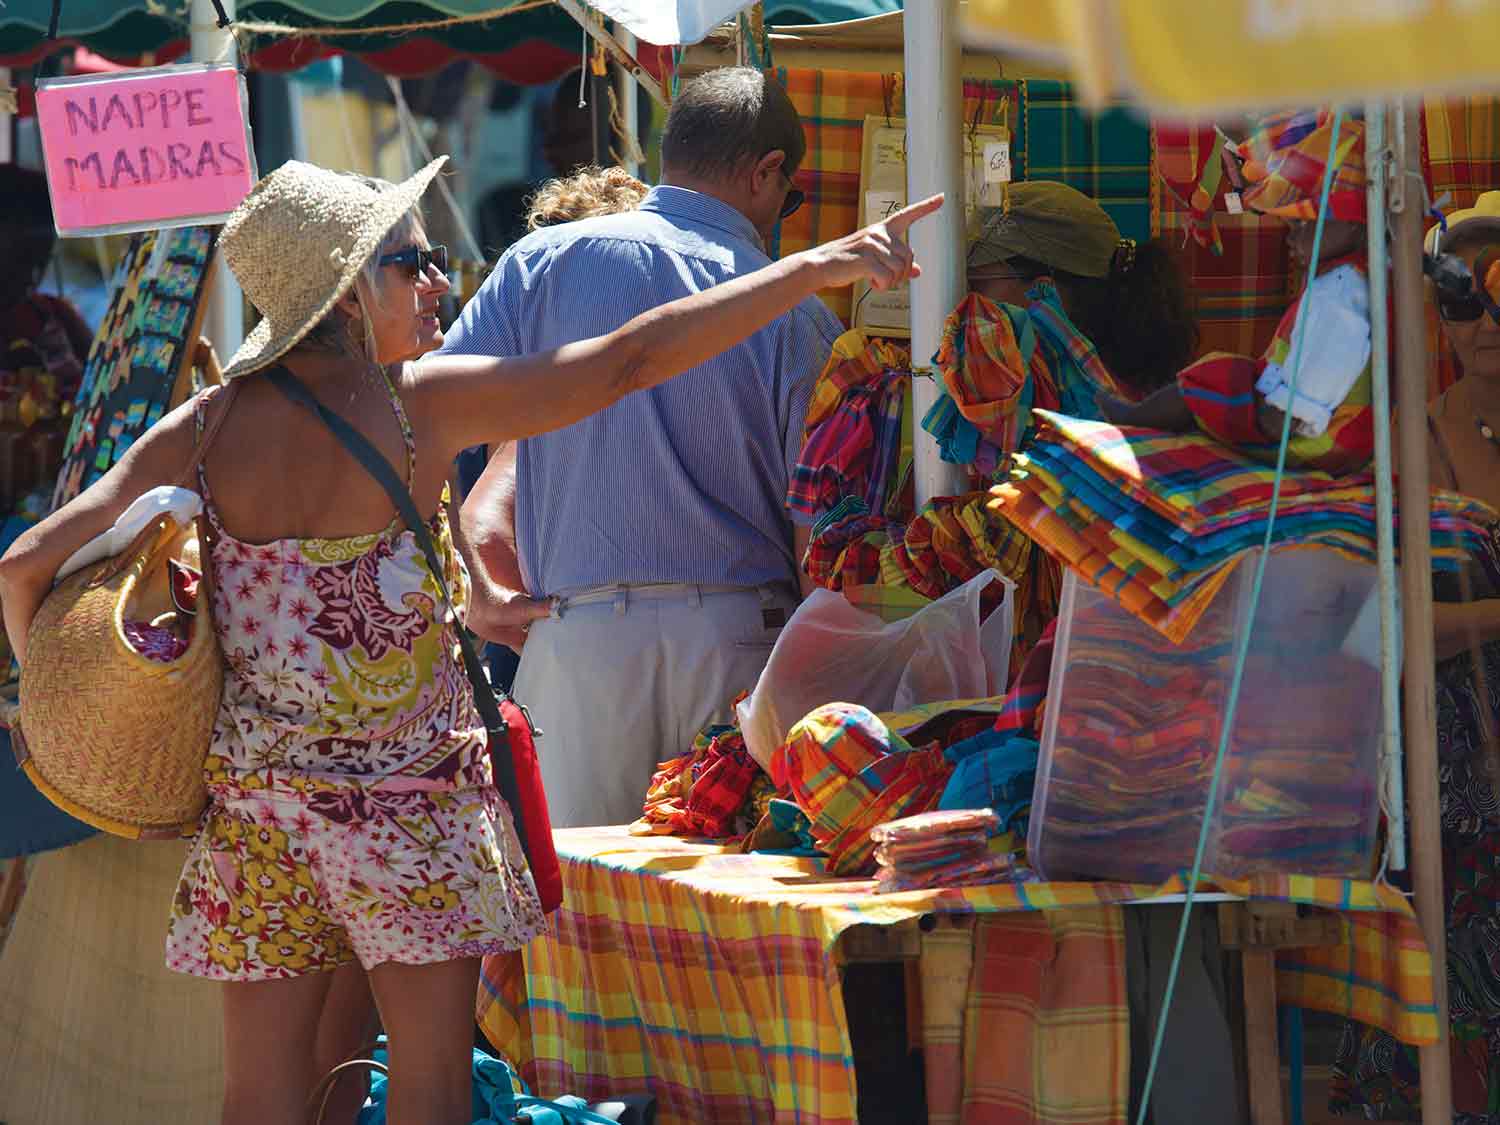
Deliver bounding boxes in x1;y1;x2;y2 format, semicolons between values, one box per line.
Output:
444;68;842;828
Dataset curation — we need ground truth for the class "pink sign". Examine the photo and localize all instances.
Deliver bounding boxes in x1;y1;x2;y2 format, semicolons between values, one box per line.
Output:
36;63;257;237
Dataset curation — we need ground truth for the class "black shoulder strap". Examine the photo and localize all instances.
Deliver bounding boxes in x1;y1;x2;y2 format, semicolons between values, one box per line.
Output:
262;365;525;840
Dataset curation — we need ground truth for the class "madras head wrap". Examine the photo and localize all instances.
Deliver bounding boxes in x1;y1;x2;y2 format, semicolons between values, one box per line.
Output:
1236;108;1367;223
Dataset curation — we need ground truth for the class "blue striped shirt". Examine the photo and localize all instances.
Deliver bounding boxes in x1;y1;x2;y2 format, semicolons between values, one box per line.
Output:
439;186;843;595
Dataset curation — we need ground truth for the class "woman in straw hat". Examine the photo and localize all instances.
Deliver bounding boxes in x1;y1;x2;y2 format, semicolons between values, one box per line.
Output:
0;157;939;1123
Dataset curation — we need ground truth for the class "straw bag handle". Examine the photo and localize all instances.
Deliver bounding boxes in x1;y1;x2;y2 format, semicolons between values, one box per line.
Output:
86;381;242;588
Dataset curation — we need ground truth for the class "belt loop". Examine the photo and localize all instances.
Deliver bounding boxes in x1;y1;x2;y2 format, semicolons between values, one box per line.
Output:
689;584;703;609
613;586;629;617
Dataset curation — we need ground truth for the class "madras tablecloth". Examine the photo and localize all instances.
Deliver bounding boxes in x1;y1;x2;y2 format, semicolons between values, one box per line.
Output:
477;828;1435;1125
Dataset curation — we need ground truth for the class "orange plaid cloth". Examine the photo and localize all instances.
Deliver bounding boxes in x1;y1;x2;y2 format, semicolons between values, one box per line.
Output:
960;908;1129;1125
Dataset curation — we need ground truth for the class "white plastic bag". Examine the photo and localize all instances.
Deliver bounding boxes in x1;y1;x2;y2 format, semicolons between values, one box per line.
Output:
736;571;1014;770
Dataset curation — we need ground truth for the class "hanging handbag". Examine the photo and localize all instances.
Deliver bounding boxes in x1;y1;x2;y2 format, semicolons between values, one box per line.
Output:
14;381;240;839
263;366;563;913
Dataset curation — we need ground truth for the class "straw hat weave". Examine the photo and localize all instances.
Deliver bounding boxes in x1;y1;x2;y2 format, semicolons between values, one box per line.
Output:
218;156;447;380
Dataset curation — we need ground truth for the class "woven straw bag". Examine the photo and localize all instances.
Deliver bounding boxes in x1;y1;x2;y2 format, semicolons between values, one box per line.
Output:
13;384;239;839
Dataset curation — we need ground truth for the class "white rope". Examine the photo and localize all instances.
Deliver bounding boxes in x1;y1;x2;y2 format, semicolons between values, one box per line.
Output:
384;75;486;267
577;25;589;109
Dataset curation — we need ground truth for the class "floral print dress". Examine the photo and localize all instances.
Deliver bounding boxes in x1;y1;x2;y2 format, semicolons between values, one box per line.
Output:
165;379;544;981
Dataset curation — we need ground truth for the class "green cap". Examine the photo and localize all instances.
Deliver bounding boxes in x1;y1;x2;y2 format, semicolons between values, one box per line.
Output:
967;181;1121;279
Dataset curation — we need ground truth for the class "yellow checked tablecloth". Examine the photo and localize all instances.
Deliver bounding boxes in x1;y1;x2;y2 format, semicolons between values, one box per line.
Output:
477;828;1435;1125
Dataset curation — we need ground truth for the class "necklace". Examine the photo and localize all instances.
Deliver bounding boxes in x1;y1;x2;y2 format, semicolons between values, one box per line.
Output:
1478;413;1500;450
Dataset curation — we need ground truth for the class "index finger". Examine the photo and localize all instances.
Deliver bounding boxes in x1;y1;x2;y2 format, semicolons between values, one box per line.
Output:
882;193;945;239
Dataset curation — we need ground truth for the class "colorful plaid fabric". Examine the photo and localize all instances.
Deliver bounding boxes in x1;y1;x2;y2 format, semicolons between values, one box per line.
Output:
1020;80;1153;242
932;285;1126;459
801;330;912;441
960;907;1129;1125
474;828;1436;1122
997;412;1497;640
788;361;908;523
1237;109;1367;222
770;703;952;876
1178;261;1375;475
1154;121;1224;254
632;707;763;839
771;71;1152;322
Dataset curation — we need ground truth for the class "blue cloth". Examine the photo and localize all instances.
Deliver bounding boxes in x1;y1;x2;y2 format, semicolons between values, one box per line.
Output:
940;729;1038;833
0;730;97;858
358;1041;619;1125
439;185;843;596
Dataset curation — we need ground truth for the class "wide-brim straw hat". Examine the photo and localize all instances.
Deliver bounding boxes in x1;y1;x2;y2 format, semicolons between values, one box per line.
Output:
218;155;447;380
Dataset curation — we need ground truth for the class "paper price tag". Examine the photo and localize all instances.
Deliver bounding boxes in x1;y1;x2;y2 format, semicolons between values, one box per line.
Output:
983;140;1012;183
865;190;906;224
1224;191;1244;214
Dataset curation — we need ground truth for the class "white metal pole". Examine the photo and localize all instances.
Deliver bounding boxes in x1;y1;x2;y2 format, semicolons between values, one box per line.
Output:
1364;102;1406;872
191;0;243;364
617;29;641;179
904;0;968;507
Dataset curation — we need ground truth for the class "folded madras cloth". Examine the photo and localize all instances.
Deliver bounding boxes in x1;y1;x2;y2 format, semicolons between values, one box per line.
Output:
770;703;955;876
870;809;1011;894
1180;256;1373;475
994;412;1497;641
1236;108;1367;222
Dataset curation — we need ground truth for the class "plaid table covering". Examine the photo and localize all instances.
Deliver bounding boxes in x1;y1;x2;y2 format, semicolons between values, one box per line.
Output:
476;828;1435;1125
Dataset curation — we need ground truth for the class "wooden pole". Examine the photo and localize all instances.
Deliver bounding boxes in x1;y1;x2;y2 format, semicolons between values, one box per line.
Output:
1393;98;1452;1125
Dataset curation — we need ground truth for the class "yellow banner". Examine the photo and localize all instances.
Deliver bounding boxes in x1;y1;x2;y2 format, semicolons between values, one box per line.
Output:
965;0;1500;112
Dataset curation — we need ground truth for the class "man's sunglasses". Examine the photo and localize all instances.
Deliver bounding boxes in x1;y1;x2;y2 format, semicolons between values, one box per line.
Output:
378;244;449;277
779;169;805;221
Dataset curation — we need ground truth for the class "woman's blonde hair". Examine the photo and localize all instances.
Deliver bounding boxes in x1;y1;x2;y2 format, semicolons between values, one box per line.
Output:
526;165;648;231
304;172;426;362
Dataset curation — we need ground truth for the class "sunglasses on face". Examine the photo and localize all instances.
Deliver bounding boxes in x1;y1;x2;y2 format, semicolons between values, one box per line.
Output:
779;169;805;221
378;244;448;278
1437;245;1500;324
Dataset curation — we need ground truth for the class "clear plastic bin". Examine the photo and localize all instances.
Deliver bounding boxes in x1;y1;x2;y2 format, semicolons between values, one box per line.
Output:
1028;548;1384;884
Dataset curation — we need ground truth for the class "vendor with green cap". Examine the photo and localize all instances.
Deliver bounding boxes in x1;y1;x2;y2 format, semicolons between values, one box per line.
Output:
933;181;1197;467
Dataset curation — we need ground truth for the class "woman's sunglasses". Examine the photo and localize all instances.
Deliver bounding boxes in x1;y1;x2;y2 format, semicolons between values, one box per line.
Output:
378;244;448;277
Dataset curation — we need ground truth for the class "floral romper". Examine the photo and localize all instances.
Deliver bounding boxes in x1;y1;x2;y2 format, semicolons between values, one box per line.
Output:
166;380;544;981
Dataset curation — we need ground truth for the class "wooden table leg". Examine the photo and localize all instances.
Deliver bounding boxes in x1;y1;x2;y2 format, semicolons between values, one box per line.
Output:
919;915;974;1125
1242;948;1285;1125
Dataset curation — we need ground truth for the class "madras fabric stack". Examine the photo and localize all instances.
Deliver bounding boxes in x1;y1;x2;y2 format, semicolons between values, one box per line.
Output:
1030;565;1383;884
995;410;1497;644
869;808;1011;894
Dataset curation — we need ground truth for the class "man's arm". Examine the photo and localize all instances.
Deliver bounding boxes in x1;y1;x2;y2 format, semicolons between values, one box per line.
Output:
455;444;552;652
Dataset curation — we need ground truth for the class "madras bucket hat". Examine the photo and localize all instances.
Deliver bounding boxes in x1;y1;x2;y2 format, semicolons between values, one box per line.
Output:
967;181;1122;279
217;156;447;380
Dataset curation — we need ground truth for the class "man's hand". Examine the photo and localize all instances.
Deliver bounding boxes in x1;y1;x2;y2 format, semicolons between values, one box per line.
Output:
806;193;944;291
467;579;555;653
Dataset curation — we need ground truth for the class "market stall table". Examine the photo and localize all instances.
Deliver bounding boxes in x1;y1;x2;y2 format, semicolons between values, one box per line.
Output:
478;827;1437;1125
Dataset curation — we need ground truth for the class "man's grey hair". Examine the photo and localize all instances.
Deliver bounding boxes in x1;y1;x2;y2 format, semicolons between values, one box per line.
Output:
660;67;806;181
